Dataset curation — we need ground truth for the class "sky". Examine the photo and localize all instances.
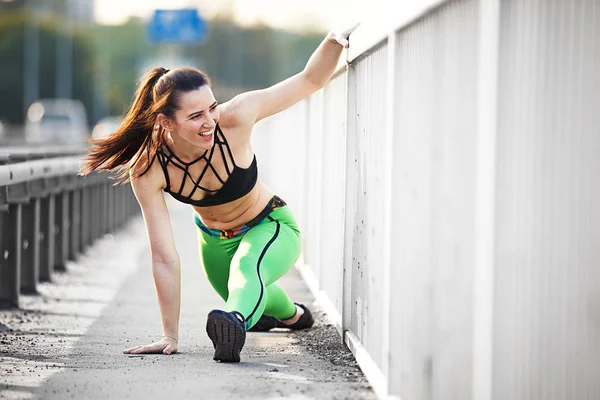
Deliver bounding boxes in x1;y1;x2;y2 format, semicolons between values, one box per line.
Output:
94;0;404;32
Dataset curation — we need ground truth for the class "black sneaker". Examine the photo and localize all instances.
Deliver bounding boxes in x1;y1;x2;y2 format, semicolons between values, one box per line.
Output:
276;304;314;330
206;310;246;362
248;314;279;332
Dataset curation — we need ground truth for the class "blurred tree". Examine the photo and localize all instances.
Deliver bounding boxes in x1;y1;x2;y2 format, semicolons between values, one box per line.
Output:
94;17;323;110
91;18;156;118
0;0;69;13
0;0;26;12
0;10;26;124
0;9;95;124
180;19;324;100
0;6;324;126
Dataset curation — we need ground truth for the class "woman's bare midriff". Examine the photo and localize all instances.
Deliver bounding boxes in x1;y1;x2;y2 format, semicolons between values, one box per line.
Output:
192;180;274;231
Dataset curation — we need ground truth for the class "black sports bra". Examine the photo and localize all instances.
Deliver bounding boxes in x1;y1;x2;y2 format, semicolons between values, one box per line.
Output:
156;124;258;207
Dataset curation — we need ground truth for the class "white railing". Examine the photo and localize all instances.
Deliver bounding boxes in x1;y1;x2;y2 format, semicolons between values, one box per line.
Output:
253;0;600;399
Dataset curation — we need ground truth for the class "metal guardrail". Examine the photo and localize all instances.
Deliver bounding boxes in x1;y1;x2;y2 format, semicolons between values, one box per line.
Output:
0;146;140;308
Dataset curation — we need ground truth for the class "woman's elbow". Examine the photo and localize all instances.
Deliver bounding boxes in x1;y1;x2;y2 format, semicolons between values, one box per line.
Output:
302;70;328;92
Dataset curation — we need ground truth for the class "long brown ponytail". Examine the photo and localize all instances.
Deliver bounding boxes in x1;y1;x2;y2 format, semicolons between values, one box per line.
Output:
79;66;210;184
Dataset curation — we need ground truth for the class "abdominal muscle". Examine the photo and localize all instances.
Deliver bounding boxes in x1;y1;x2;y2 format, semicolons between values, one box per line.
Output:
192;180;274;231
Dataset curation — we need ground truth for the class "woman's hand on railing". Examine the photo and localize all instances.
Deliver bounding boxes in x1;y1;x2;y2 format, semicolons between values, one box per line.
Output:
327;23;360;48
123;336;178;355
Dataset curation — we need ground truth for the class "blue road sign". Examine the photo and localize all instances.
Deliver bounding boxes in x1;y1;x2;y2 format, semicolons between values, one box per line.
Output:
148;9;207;44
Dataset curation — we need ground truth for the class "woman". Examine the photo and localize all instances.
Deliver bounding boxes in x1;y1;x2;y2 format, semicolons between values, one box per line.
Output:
80;25;357;363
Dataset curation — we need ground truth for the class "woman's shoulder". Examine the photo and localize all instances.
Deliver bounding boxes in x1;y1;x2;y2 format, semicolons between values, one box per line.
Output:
130;150;167;194
217;93;256;132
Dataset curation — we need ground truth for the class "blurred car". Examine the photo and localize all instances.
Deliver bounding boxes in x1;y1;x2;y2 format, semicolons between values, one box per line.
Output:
91;116;122;140
25;99;89;145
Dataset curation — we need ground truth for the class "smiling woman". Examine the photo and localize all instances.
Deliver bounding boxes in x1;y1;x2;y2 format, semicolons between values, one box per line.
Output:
79;23;358;363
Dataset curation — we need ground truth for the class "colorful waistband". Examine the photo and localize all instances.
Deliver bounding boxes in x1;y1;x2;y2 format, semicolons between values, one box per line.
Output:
194;195;287;239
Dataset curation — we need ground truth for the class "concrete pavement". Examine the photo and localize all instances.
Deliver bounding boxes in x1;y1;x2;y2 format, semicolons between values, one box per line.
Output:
1;197;375;400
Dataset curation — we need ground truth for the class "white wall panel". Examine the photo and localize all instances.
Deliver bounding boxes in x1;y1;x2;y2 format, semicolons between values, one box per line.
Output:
252;102;308;230
344;43;388;372
494;1;600;399
301;93;325;276
391;1;479;399
318;73;348;318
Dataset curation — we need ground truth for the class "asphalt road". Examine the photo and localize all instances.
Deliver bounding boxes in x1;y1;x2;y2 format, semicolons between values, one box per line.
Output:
1;197;375;400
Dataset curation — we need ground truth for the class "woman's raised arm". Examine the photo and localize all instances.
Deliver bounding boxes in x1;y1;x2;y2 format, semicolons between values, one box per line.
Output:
221;24;359;127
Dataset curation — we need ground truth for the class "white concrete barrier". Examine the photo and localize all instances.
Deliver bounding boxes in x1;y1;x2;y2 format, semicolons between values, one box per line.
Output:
253;1;600;399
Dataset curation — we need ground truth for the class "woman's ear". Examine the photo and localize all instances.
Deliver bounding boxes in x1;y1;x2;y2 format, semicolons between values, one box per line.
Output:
156;114;172;132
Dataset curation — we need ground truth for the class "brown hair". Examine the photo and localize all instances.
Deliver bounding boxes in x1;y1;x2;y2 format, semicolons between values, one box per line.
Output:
79;66;211;183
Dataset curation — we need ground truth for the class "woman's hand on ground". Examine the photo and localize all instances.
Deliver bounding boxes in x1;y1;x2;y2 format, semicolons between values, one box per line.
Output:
327;23;360;48
123;336;178;355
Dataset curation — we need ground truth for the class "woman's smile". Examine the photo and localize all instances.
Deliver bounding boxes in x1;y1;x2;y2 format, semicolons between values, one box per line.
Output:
198;128;214;141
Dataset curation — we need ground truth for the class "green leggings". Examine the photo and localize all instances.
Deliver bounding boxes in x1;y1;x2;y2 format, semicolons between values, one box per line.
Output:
196;205;301;330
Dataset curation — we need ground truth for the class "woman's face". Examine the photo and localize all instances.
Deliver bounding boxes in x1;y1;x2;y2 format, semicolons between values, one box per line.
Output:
169;85;220;151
